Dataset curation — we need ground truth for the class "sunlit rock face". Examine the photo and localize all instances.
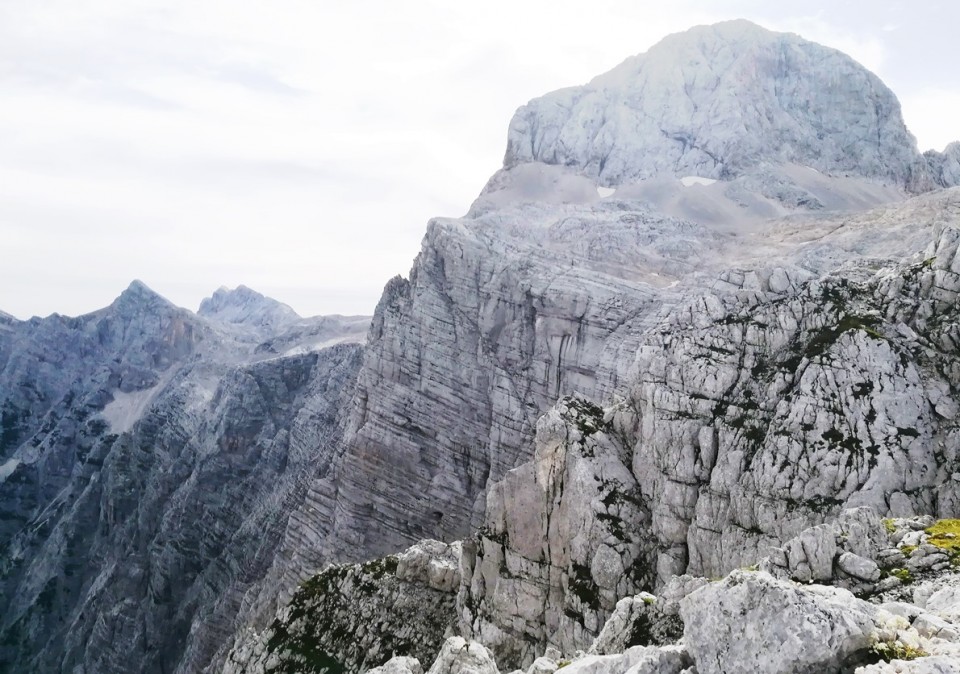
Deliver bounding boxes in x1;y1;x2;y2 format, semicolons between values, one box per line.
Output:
505;20;930;191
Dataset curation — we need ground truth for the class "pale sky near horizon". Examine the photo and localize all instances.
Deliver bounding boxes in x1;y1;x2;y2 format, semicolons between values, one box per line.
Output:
2;0;958;320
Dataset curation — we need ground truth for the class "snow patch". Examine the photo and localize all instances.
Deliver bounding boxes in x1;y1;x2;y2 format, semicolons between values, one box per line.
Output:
680;176;718;187
187;377;218;414
101;386;160;434
596;186;616;197
0;458;20;483
282;335;357;357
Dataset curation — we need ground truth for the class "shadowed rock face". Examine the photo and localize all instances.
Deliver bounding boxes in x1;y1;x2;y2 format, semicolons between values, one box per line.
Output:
0;282;367;674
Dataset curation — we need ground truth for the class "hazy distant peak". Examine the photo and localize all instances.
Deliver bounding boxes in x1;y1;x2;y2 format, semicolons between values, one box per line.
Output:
198;284;300;330
110;279;178;315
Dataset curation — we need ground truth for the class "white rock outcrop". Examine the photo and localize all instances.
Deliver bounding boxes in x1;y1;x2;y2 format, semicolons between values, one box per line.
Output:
426;637;500;674
368;656;425;674
681;570;879;673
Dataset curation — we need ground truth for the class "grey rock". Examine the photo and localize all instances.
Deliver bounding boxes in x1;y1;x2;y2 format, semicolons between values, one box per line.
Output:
875;577;904;593
0;281;367;674
784;523;839;582
525;657;558;674
198;284;300;332
368;657;426;674
656;576;710;617
925;142;960;189
913;613;960;641
926;585;960;623
426;637;499;674
7;18;960;674
557;645;690;674
222;541;460;674
458;397;654;668
857;657;960;673
397;539;463;593
880;602;924;620
588;593;673;656
838;552;882;582
680;570;878;674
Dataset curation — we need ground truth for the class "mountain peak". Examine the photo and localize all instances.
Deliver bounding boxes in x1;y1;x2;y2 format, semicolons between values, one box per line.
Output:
504;20;922;189
198;285;299;330
111;280;176;314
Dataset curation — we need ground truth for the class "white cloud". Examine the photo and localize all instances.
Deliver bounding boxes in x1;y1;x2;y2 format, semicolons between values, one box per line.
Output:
899;89;960;152
0;1;957;318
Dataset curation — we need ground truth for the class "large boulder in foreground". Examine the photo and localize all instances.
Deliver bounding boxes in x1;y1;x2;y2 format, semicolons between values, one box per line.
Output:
681;570;878;674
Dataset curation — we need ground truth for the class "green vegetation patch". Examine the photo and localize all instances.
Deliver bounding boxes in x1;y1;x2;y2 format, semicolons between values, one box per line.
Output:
568;562;601;611
569;398;605;437
926;519;960;561
887;568;913;584
804;314;884;359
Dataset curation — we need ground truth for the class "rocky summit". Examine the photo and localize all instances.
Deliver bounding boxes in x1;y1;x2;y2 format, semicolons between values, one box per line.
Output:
3;18;960;674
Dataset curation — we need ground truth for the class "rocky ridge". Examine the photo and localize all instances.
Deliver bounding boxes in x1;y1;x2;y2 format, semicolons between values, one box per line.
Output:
223;540;461;674
457;201;960;665
262;512;960;673
303;21;960;606
0;283;369;673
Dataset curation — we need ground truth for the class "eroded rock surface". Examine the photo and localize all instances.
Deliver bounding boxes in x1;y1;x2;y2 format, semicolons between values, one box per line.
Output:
681;570;879;673
223;540;461;674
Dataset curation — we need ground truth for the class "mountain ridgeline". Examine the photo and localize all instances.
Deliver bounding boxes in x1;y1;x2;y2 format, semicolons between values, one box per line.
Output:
3;19;960;674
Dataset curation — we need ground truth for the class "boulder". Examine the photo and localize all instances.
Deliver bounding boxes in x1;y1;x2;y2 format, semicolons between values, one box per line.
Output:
681;571;878;674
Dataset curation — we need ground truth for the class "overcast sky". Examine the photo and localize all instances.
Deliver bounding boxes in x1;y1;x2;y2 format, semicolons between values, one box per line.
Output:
2;1;958;320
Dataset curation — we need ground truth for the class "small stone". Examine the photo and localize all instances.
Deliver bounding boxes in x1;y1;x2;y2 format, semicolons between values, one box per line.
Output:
837;552;881;582
875;577;903;593
913;613;960;641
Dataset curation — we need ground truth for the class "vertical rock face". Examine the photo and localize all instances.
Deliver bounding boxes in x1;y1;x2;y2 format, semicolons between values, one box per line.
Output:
310;214;664;567
925;142;960;189
227;21;960;673
459;397;653;666
0;282;367;674
635;214;960;584
300;21;960;599
6;19;960;674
